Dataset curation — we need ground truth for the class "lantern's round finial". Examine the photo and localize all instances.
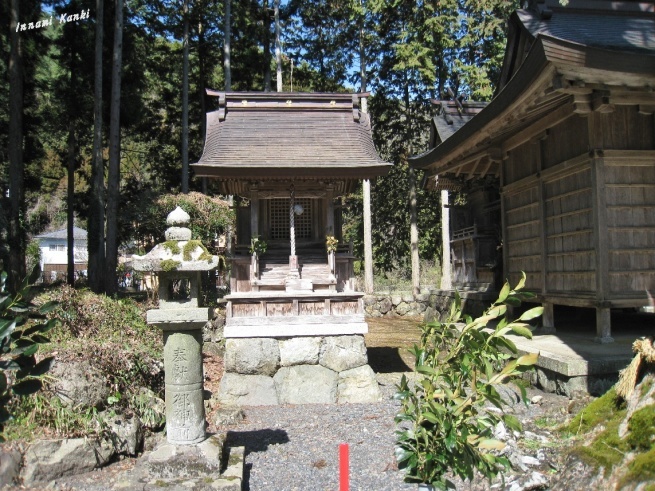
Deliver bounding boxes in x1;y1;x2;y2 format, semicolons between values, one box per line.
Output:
167;206;190;226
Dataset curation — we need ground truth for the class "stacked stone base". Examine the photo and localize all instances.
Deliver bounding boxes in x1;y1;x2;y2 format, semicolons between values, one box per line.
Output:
218;335;382;406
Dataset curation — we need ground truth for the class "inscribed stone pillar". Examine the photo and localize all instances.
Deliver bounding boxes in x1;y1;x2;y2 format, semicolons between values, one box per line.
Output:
164;329;205;444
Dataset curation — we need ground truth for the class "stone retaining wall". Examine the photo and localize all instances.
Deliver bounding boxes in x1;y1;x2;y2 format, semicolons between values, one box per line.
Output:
218;335;382;406
363;289;496;321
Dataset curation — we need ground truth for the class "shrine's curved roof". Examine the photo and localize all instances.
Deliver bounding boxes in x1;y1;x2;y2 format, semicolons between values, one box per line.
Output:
192;92;391;185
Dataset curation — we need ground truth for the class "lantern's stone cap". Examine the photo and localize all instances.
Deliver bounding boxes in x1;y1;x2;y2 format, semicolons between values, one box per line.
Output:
167;206;190;226
132;207;219;273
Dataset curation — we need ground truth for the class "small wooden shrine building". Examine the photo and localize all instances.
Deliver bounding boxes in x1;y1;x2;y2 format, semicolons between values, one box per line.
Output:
410;0;655;342
193;91;391;338
426;100;498;291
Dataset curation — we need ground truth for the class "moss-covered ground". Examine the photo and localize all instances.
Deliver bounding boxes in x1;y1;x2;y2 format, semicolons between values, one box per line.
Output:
562;382;655;486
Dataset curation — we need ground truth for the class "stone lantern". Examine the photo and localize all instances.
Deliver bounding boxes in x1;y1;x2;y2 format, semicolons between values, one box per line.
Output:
133;207;219;445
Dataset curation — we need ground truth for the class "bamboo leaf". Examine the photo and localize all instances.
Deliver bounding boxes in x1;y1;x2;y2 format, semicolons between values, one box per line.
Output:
510;324;533;339
497;282;510;303
38;301;59;315
516;352;539;366
515;271;527;291
518;306;543;322
0;318;16;340
477;439;506;451
11;378;42;396
503;414;522;432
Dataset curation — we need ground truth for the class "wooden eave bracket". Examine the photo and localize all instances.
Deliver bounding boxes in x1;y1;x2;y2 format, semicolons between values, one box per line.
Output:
592;90;614;113
573;93;592;115
218;93;227;121
352;94;360;122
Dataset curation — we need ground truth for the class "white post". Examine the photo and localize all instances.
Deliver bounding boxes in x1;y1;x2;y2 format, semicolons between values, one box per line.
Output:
440;189;452;290
363;179;374;294
409;166;420;295
362;95;374;294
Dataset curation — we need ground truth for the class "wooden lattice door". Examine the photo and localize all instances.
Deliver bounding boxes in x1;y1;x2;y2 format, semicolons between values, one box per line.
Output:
268;198;313;241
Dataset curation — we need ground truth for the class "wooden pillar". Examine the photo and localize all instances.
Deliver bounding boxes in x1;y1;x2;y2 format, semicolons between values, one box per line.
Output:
541;302;556;333
326;184;335;236
591;150;612;343
537;138;554;334
596;306;613;343
409;167;420;295
250;185;259;240
440;189;452;290
363;178;374;294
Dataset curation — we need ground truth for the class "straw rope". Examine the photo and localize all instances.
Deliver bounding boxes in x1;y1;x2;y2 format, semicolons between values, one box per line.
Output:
616;336;655;400
289;186;296;257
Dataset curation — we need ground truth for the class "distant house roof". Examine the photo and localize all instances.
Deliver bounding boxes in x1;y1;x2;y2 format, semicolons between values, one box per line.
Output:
192;92;391;195
431;100;488;146
410;0;655;182
36;227;87;241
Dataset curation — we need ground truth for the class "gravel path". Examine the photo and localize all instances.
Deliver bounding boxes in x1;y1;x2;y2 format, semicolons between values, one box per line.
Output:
219;374;572;491
223;386;415;491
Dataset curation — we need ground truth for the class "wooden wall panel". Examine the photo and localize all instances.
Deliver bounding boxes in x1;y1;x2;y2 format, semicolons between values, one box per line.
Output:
604;160;655;294
504;185;542;290
299;301;324;315
331;300;358;315
232;303;260;317
503;142;539;185
542;116;589;169
589;107;655;151
266;301;295;317
233;262;251;293
543;166;595;293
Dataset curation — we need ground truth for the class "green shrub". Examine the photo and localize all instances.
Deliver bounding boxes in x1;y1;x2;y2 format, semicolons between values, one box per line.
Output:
395;273;541;489
42;286;164;405
0;267;59;442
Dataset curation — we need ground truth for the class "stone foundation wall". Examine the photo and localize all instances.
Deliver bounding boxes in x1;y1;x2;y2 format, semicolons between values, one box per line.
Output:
530;366;618;398
218;335;382;406
364;289;496;321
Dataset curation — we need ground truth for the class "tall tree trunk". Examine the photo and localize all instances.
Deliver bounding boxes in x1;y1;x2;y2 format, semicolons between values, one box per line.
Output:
404;73;420;295
182;0;189;193
274;0;281;92
263;0;271;91
198;13;209;194
198;17;207;146
359;11;373;293
67;43;78;287
106;0;123;295
8;0;25;292
66;122;76;287
359;23;366;93
224;0;231;91
89;0;105;293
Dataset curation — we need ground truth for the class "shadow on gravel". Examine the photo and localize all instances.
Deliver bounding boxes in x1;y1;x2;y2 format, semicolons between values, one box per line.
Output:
224;428;290;454
224;429;290;491
367;347;413;373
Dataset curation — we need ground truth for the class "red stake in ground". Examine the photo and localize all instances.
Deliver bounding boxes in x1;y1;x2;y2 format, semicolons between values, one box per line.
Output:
340;443;349;491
